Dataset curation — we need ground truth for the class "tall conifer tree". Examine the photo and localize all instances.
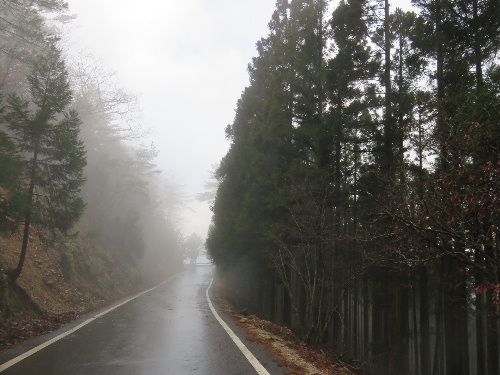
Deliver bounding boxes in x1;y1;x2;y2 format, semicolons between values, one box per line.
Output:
4;44;86;281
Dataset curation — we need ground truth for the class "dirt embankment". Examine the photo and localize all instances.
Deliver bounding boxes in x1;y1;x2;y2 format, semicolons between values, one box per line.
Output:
0;230;142;351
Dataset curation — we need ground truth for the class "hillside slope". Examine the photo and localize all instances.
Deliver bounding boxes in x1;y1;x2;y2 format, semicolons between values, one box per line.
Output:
0;229;165;351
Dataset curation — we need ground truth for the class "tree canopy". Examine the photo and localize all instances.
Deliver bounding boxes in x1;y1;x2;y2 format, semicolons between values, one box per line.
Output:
208;0;499;373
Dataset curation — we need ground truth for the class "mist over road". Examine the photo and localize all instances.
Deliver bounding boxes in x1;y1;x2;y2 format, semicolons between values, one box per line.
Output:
0;267;285;375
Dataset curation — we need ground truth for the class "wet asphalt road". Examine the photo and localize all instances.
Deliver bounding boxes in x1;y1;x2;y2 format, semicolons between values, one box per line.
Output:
0;266;286;375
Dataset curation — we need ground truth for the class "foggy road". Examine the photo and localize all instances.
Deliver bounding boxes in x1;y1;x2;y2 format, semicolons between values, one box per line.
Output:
0;266;286;375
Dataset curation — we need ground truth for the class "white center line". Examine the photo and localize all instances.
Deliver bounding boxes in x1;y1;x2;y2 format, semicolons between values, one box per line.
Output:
206;277;271;375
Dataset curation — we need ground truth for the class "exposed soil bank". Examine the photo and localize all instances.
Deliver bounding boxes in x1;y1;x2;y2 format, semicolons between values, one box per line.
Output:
0;230;176;352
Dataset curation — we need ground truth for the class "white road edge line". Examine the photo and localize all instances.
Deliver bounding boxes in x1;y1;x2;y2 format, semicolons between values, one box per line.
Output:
206;277;271;375
0;272;181;373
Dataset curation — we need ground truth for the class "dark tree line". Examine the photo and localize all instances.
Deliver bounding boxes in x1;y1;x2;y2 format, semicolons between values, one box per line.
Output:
208;1;499;374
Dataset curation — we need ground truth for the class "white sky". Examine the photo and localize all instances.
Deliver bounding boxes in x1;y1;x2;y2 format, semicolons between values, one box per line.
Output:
64;0;413;240
65;0;277;239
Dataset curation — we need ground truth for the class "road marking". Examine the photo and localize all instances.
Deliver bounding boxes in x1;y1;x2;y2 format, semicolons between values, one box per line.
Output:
206;278;271;375
0;272;181;373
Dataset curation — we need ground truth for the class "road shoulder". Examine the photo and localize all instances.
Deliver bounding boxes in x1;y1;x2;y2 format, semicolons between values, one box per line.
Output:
210;279;357;375
208;281;291;375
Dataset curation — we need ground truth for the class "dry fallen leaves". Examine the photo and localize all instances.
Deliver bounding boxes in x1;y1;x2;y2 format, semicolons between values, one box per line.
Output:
221;300;355;375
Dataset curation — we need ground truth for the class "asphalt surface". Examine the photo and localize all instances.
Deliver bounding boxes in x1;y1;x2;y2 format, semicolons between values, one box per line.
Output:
0;266;287;375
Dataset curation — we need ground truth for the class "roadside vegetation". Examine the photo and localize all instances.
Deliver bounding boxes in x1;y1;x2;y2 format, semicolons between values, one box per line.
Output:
208;0;499;374
0;0;184;348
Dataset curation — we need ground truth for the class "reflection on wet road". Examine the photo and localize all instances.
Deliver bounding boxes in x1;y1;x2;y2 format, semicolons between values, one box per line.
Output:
1;266;279;375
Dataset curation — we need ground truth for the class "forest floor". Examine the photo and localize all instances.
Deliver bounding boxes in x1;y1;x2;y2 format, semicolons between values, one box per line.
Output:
0;230;142;352
219;299;357;375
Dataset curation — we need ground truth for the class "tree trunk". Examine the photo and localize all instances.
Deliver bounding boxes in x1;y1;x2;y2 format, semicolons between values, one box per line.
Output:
435;0;448;169
419;267;431;375
10;144;39;282
383;0;394;179
397;31;406;187
472;0;483;92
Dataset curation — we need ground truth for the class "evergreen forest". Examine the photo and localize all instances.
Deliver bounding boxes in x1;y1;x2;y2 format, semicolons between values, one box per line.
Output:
207;1;500;374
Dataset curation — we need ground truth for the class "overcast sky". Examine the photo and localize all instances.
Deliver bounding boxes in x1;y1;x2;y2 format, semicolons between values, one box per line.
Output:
64;0;413;240
65;0;277;239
